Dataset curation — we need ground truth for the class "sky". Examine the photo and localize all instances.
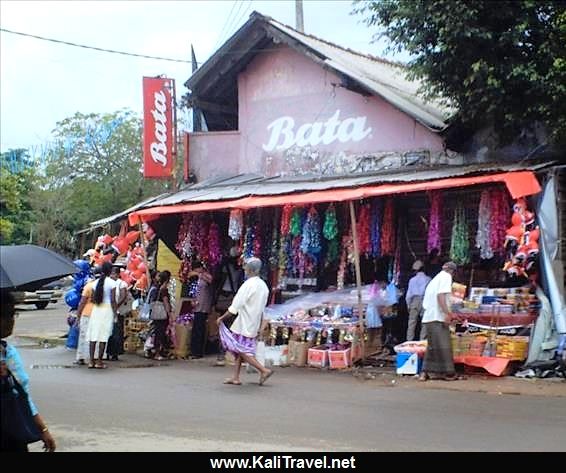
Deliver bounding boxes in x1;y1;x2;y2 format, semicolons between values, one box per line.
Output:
0;0;402;153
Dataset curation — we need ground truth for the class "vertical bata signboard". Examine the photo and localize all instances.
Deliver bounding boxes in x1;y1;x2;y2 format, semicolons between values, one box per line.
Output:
142;77;175;178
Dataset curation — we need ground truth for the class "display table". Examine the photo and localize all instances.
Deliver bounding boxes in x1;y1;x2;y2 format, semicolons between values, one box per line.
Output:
451;312;537;327
453;355;513;376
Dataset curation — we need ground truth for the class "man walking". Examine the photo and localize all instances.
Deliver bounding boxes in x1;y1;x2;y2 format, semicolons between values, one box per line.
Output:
419;261;462;381
405;260;431;341
216;257;273;386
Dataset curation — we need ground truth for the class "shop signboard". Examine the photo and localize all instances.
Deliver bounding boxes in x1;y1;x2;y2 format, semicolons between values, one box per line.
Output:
143;77;175;178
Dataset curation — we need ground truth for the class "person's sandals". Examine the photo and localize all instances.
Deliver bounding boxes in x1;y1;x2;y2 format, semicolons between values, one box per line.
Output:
87;362;96;369
259;370;274;386
442;374;467;381
223;378;242;385
94;362;107;369
418;372;429;382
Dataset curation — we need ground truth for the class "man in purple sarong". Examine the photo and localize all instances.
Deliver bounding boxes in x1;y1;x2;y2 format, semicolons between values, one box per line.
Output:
216;257;273;386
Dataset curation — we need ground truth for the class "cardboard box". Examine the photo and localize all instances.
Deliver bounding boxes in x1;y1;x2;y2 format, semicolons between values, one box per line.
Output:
396;352;423;375
329;347;352;369
308;345;329;368
288;340;312;367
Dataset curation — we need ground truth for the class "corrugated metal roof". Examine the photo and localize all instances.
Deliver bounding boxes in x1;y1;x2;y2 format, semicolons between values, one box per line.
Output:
89;193;171;227
133;162;549;210
267;17;453;131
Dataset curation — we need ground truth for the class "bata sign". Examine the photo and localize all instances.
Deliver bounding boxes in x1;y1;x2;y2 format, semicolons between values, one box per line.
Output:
143;77;174;178
262;110;372;152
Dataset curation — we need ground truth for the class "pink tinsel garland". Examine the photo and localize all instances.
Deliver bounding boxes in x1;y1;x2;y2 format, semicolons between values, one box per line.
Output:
427;191;442;253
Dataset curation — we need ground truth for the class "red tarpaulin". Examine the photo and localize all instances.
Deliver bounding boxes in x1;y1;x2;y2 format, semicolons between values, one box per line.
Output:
129;170;541;225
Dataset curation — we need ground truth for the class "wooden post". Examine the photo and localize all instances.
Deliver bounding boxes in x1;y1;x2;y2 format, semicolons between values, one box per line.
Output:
349;201;365;365
137;218;153;293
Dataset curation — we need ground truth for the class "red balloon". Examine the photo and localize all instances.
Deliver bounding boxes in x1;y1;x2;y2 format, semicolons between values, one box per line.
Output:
136;274;148;290
505;225;523;242
138;262;147;272
511;212;523;226
112;237;129;255
126;230;140;245
102;253;114;263
102;234;113;246
132;269;144;280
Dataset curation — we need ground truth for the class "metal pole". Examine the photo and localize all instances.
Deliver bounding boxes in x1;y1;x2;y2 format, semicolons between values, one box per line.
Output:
349;201;365;364
295;0;304;32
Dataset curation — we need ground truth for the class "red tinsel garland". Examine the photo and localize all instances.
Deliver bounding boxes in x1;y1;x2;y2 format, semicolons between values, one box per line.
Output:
381;198;396;255
490;188;510;256
281;204;293;235
357;204;371;256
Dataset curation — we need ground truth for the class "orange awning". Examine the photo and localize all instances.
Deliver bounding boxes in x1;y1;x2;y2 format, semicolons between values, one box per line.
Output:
129;170;540;225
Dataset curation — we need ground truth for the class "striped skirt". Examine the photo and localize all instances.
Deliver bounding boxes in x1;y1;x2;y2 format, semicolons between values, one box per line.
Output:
422;321;455;375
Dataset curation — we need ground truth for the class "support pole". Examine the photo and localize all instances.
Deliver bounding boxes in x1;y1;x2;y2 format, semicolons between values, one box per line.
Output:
137;218;153;293
349;201;365;364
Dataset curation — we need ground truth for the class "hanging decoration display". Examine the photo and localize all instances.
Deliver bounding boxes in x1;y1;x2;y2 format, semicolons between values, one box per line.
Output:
280;204;293;236
253;223;262;257
228;209;244;241
208;222;222;271
300;206;322;260
449;202;470;265
323;204;339;266
427;190;442;253
337;230;354;289
269;216;280;270
243;224;255;259
290;208;302;237
475;190;494;259
490;188;510;256
370;200;381;258
175;214;193;260
380;198;395;255
357;204;371;256
503;198;539;278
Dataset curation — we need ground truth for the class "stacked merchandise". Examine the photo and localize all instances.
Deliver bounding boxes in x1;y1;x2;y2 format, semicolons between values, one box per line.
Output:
123;317;150;354
393;341;427;374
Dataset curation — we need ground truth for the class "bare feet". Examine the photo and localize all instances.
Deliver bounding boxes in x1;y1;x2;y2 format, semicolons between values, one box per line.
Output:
223;378;242;385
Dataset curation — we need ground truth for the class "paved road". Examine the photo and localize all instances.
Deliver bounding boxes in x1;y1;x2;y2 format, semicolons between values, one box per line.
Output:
10;302;566;452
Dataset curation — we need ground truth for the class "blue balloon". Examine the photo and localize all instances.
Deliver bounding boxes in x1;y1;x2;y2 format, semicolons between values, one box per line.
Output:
64;288;81;310
73;259;91;274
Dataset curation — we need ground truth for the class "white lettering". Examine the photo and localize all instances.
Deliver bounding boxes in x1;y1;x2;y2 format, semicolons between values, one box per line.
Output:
262;110;372;151
149;89;169;167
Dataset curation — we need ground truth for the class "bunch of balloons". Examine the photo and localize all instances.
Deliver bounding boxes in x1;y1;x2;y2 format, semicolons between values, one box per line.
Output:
64;259;92;311
503;198;540;278
122;243;149;290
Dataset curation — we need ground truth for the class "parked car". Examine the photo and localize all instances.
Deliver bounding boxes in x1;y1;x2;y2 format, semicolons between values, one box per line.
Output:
11;276;70;309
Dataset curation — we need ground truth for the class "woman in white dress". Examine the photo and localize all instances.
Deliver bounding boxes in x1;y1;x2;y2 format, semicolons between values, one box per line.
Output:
86;262;117;369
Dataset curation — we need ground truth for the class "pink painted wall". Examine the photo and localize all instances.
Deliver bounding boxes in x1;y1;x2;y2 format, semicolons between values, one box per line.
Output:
189;46;445;178
188;131;240;181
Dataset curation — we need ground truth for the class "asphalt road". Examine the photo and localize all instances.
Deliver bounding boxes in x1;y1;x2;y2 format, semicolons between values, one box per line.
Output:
10;302;566;452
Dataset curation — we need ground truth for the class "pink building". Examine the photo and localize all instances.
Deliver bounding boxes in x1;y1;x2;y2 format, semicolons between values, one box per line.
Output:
185;12;460;182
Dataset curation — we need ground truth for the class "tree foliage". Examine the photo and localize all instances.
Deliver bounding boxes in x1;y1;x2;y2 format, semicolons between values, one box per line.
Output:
354;0;566;143
0;149;37;244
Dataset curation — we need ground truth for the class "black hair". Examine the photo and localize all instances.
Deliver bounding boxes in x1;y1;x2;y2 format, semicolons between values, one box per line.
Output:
93;262;113;305
158;270;171;286
110;266;121;276
0;291;16;321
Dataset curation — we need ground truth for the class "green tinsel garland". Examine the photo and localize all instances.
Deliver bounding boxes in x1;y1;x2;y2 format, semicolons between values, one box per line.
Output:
449;203;470;265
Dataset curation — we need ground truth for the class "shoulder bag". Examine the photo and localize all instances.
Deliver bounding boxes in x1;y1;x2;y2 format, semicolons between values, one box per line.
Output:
149;289;168;321
0;345;42;445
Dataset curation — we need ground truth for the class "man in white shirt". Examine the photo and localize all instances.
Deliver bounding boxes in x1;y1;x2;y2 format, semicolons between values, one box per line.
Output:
419;261;461;381
405;260;431;341
216;257;273;386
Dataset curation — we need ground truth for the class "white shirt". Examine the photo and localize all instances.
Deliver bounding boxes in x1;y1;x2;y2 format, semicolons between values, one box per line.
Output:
94;277;117;305
405;272;431;304
228;276;269;338
114;279;128;304
422;270;452;323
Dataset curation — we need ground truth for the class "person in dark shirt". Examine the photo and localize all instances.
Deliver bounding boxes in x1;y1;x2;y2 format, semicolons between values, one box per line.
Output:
425;248;443;278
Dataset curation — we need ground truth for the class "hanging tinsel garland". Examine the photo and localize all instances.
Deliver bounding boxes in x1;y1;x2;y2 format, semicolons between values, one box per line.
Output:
476;190;494;259
269;213;280;271
175;214;193;260
323;204;339;266
300;206;322;261
243;224;254;259
427;190;442;253
280;204;293;236
357;204;371;256
208;222;222;271
449;203;470;265
381;198;396;255
228;209;244;241
290;208;302;237
253;223;262;257
490;188;510;256
370;199;381;258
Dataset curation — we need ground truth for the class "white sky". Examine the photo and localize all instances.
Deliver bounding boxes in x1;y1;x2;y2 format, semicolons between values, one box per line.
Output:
0;0;402;152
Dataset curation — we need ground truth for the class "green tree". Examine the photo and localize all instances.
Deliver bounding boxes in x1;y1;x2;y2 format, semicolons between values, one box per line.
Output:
354;0;566;143
37;109;173;252
0;149;37;244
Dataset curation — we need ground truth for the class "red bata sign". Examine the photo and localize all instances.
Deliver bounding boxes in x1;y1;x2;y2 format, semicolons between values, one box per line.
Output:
143;77;175;178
